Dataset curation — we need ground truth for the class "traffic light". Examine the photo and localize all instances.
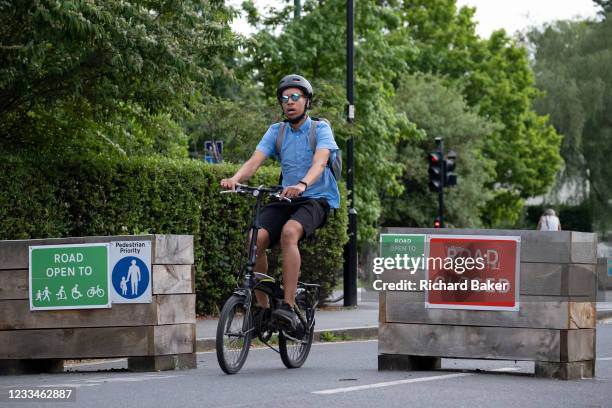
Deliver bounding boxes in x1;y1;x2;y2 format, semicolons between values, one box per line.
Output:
428;152;443;192
433;217;441;228
445;150;457;187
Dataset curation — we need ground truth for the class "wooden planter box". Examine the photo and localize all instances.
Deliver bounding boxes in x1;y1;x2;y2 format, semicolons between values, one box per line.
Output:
0;234;196;374
378;228;597;380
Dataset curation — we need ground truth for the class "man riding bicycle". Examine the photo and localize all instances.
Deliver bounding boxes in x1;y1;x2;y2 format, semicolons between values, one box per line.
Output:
220;74;340;333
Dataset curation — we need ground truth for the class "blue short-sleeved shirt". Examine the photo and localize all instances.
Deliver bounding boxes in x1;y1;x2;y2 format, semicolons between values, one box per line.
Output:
256;117;340;209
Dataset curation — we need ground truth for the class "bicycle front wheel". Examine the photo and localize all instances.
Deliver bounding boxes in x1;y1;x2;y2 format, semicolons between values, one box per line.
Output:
279;300;314;369
216;295;252;374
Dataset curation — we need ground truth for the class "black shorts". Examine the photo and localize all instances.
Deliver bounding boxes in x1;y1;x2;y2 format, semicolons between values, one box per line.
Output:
258;197;330;246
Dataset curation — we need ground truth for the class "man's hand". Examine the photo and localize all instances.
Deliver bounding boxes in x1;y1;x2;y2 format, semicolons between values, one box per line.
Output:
220;177;240;190
281;183;306;199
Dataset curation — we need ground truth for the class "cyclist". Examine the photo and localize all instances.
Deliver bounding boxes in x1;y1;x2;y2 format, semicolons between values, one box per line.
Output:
220;74;340;332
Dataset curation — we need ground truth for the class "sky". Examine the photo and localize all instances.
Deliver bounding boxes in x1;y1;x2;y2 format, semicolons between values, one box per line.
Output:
229;0;600;38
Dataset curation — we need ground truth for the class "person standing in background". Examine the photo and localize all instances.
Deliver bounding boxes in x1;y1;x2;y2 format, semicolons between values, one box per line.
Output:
537;208;562;231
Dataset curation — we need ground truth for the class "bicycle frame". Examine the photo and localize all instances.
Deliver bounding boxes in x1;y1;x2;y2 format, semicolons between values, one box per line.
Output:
224;185;321;341
233;187;275;336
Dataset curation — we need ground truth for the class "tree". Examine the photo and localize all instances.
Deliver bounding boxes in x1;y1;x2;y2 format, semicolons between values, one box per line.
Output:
528;15;612;233
0;0;236;157
594;0;612;15
396;0;563;226
382;74;497;228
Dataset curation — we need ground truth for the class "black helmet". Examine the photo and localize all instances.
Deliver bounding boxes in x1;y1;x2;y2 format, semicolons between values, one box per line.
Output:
277;74;313;107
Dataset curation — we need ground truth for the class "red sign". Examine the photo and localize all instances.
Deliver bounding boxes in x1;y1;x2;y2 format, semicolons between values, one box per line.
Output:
425;235;520;311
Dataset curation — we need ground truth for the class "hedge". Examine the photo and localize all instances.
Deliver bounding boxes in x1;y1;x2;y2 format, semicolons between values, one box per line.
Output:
0;154;348;315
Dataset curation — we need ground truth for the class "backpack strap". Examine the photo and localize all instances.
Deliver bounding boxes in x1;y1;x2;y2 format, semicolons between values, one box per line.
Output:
308;119;335;170
307;120;319;152
275;121;287;160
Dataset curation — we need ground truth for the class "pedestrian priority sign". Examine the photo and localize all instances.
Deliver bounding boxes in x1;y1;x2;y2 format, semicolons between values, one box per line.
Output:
110;241;152;304
29;244;111;311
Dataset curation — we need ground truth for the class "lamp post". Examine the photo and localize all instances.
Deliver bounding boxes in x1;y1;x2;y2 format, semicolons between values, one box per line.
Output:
343;0;358;307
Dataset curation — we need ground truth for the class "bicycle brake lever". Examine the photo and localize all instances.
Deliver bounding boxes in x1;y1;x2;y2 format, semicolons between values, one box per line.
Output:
272;193;291;202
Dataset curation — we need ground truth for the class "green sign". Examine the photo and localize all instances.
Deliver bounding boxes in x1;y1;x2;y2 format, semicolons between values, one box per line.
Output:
379;234;426;260
29;244;110;310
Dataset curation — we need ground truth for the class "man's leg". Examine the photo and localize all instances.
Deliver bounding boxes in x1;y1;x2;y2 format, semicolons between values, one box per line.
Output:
279;220;304;307
252;228;270;308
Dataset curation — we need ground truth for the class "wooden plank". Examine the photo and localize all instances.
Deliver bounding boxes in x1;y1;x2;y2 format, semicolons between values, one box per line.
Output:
0;326;151;359
0;235;154;270
153;235;194;265
382;228;597;264
0;323;195;359
380;263;596;297
152;265;194;294
570;232;597;264
535;360;595;380
378;323;594;362
0;299;156;330
156;294;196;325
383;291;595;329
0;269;28;300
0;295;195;329
379;291;386;324
563;329;596;362
152;324;195;355
566;264;597;299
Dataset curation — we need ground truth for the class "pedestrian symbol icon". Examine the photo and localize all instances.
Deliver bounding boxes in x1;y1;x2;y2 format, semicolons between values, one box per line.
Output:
41;287;51;302
111;257;150;300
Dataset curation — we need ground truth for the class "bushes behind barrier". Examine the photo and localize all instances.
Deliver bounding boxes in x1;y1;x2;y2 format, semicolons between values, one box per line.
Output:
0;154;348;314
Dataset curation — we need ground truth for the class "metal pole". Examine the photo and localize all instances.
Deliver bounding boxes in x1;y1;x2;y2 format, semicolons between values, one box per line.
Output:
436;138;445;228
294;0;301;19
343;0;358;307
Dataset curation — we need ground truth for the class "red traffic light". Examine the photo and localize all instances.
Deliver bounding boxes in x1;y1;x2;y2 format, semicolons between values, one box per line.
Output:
429;152;441;164
434;217;441;228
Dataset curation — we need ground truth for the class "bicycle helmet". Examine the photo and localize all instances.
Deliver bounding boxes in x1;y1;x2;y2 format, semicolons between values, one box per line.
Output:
276;74;313;109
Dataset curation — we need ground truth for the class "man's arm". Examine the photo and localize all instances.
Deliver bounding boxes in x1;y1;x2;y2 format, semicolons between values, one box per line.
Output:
281;149;330;199
220;150;268;190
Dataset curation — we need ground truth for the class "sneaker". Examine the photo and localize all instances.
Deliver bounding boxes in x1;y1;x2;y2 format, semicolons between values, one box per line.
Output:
272;302;301;332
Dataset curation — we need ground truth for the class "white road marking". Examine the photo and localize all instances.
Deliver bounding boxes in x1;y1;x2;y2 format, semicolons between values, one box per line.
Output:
597;357;612;361
312;367;521;395
83;374;181;384
312;373;473;394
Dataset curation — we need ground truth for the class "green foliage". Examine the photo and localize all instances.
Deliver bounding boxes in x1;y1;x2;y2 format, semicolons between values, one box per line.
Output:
382;74;497;228
0;155;347;315
185;92;278;163
0;0;236;156
528;15;612;233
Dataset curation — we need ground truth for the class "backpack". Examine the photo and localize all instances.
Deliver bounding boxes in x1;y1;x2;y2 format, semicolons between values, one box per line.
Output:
275;118;342;184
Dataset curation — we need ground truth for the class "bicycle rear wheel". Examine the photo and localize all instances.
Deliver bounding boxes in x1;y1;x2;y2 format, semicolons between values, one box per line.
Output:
216;295;252;374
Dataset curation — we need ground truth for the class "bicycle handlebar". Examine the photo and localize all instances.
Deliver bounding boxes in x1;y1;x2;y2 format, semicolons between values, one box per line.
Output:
220;184;291;202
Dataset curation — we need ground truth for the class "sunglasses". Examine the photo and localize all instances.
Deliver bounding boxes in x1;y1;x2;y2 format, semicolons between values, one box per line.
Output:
280;93;304;104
